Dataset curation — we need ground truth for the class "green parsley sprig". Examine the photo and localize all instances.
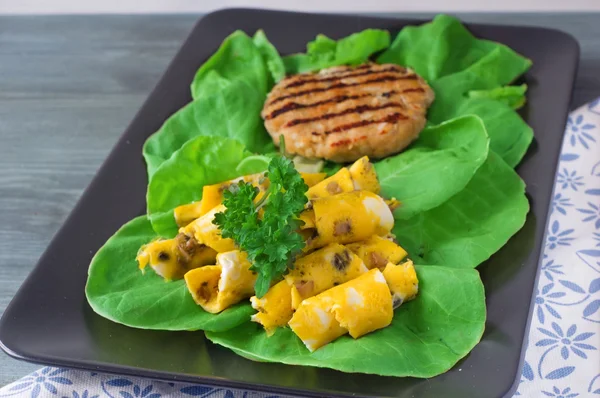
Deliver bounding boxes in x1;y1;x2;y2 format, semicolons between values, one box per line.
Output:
213;155;308;298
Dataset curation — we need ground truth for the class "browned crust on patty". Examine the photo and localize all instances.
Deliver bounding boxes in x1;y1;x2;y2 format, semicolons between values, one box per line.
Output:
262;63;435;162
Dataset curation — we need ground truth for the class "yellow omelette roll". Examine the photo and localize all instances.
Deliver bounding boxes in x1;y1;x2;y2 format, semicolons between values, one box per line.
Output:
306;167;354;200
250;280;293;335
305;157;381;200
311;191;394;247
174;202;204;229
300;172;327;188
174;172;323;228
285;243;368;309
203;173;269;216
288;269;393;352
331;269;394;339
180;204;236;253
298;209;315;229
348;156;380;194
346;235;407;270
173;173;269;226
382;260;419;308
136;234;217;281
197;184;223;219
288;299;347;352
250;244;368;334
298;228;318;246
184;250;256;313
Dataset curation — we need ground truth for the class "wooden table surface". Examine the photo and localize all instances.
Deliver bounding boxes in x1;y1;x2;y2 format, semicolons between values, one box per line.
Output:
0;13;599;387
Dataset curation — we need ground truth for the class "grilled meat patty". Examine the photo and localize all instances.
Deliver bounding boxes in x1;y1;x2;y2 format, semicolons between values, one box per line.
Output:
262;63;435;162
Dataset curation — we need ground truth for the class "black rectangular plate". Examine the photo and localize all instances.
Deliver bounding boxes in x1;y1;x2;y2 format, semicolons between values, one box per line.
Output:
0;8;579;398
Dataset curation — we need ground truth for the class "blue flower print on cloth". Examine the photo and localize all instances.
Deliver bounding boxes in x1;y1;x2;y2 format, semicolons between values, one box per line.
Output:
516;101;600;397
0;368;72;397
552;193;574;215
556;168;585;191
567;114;596;149
0;369;284;398
2;101;600;398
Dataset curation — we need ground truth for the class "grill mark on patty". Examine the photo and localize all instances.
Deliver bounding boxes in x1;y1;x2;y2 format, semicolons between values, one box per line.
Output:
323;112;408;136
265;91;396;120
330;139;352;147
402;88;426;94
285;102;405;127
284;66;404;89
266;86;425;120
267;74;418;105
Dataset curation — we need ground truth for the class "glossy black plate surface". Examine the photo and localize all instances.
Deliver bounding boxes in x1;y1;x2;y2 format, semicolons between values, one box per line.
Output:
0;8;579;398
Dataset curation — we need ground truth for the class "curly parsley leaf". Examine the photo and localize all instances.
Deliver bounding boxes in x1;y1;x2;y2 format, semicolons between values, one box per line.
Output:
213;156;308;297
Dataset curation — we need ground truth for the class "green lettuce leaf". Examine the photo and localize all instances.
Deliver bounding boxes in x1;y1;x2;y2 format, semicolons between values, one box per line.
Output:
429;46;531;97
190;30;270;100
253;30;286;84
433;97;533;168
142;76;273;178
374;115;489;220
378;14;532;167
206;265;485;378
468;84;527;110
377;14;530;83
426;48;532;168
322;161;343;177
144;30;284;178
394;151;529;268
283;29;390;74
147;136;268;237
85;216;253;332
377;14;493;80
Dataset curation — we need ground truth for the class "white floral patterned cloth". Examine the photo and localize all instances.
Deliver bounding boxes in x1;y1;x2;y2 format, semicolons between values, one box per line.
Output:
1;100;600;398
513;99;600;397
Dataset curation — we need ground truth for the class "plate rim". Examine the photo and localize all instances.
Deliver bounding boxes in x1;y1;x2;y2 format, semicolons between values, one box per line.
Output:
0;8;580;398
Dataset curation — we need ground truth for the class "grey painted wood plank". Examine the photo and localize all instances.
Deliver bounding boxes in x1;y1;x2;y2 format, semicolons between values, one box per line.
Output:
0;15;198;386
0;13;598;387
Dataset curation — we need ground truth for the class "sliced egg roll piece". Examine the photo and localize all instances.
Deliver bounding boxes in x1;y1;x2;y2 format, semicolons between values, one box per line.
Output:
195;173;269;217
299;228;318;246
306;167;354;200
302;231;323;253
174;202;203;228
285;243;368;309
382;260;419;308
250;280;293;335
330;269;393;338
348;156;380;194
289;269;393;351
298;209;315;229
288;298;347;352
198;184;224;217
136;233;217;281
311;191;394;246
346;235;408;270
300;172;327;188
180;204;236;253
185;265;221;309
185;250;256;313
251;244;368;334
